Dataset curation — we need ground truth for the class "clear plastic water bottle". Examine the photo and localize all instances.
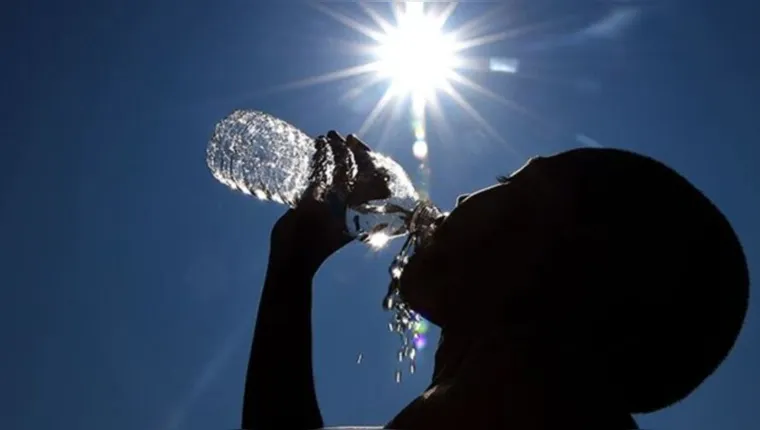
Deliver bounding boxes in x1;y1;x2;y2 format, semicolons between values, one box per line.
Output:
207;109;446;382
206;109;316;206
206;109;439;245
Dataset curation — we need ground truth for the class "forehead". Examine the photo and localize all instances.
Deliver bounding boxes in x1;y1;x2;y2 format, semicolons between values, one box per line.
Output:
456;156;545;206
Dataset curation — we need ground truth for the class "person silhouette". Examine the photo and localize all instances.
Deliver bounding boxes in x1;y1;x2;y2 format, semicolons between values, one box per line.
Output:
240;133;749;430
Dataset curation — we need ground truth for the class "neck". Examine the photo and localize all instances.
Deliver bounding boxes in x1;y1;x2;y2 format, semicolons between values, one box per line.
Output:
429;325;636;429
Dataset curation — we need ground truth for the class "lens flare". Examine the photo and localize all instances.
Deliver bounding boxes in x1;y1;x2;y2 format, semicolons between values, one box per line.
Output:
413;333;428;350
414;318;429;334
410;318;430;350
412;140;428;160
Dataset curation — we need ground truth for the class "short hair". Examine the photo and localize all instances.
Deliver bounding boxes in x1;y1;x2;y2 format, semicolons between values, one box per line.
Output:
528;148;749;413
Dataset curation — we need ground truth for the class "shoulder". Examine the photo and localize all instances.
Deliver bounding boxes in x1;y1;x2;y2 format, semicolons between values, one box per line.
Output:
318;427;384;430
384;382;482;429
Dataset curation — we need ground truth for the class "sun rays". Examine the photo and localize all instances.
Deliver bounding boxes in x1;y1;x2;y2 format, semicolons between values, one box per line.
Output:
282;1;524;166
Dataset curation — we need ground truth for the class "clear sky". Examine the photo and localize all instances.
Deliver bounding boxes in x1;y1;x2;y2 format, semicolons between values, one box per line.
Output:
2;1;758;429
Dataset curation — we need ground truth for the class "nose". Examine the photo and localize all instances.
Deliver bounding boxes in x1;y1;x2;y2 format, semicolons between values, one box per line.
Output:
456;194;470;206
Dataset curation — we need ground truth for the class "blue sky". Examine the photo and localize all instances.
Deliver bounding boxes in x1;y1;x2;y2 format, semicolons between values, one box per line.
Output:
2;1;758;429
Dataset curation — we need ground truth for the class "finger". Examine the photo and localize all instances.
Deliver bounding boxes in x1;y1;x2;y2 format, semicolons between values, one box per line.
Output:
346;152;392;206
324;131;356;196
326;130;346;143
346;134;372;153
347;134;375;175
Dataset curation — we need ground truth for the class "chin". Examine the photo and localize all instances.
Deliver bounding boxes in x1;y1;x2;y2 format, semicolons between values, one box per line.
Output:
399;266;448;327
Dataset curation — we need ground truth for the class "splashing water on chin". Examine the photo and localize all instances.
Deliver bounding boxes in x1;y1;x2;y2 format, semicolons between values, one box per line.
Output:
355;226;432;380
379;202;442;382
385;287;421;381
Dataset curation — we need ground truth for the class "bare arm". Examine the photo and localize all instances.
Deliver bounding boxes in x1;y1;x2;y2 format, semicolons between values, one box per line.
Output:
241;251;323;430
239;131;386;430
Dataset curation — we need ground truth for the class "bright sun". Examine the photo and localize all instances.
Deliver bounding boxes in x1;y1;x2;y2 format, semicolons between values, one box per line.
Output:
373;3;458;98
288;1;522;153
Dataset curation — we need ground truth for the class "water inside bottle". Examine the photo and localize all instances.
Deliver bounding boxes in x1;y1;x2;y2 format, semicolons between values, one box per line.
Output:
208;109;417;245
345;151;420;246
206;110;332;207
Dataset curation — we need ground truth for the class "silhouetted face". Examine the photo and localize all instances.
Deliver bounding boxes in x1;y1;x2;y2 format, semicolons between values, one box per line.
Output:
399;156;563;328
399;147;749;415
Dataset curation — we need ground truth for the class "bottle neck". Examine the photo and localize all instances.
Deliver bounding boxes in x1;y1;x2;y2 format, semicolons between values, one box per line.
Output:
407;200;444;247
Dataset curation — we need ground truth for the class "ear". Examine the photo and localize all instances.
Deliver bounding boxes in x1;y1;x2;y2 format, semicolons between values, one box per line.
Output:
533;222;619;323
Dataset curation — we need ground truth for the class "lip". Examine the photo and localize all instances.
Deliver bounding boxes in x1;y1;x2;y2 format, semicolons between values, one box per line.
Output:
410;213;448;252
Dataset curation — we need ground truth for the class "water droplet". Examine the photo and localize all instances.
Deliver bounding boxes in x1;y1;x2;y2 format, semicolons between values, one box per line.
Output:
383;295;394;310
395;370;402;383
377;209;447;384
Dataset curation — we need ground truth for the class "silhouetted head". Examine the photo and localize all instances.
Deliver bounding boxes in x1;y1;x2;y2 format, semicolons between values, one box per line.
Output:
399;147;749;414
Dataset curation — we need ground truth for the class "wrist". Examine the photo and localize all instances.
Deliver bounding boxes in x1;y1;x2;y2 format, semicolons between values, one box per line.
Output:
267;244;324;281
